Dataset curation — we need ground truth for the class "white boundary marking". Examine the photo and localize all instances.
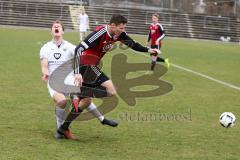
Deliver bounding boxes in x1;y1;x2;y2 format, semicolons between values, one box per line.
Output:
171;63;240;91
138;52;240;91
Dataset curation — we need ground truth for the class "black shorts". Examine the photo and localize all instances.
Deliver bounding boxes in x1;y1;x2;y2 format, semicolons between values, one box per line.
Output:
79;65;109;87
150;44;162;56
75;66;109;99
151;44;161;49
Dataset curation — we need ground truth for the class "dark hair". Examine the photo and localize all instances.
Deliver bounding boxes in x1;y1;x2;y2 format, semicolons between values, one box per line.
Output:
109;14;128;25
152;13;159;19
52;20;64;31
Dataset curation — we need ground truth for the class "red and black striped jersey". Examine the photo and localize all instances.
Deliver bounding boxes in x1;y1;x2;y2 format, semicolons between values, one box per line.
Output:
148;23;165;46
74;25;149;73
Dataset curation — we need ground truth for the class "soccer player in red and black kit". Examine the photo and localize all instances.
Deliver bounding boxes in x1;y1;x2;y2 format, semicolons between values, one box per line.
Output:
147;13;170;70
57;14;160;139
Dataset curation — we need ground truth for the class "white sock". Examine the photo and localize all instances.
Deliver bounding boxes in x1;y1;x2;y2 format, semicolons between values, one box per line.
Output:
55;106;67;128
87;103;104;122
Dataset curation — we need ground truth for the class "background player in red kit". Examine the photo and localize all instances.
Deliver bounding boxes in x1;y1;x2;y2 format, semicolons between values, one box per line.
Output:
57;14;161;138
147;13;170;70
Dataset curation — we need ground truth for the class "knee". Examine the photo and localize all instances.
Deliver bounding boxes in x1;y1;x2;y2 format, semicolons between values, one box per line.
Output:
80;98;92;107
56;99;67;108
107;88;117;97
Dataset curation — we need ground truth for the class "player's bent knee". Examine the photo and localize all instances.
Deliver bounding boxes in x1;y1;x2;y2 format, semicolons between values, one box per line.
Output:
101;80;117;96
108;89;117;97
79;98;92;107
56;99;67;108
53;92;67;107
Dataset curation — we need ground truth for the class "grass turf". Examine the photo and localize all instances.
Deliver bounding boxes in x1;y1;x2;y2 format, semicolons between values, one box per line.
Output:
0;27;240;160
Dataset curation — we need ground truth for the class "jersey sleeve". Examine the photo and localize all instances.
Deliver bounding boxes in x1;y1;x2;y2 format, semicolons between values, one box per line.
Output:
120;32;149;52
157;24;166;41
147;31;151;42
40;44;48;60
74;27;106;74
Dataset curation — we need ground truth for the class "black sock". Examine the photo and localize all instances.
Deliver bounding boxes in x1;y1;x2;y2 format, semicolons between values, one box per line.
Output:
151;61;156;70
60;108;82;130
156;57;165;62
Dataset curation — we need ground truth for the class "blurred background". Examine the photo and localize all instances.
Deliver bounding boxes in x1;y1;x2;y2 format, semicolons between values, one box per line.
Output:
0;0;239;42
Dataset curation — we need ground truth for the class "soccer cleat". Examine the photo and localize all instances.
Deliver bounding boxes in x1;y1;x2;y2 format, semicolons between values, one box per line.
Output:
57;128;76;140
101;118;118;127
165;58;170;68
63;130;76;140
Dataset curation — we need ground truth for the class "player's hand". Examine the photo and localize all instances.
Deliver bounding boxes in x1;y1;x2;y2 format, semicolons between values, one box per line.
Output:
74;74;83;87
148;48;161;54
42;74;49;83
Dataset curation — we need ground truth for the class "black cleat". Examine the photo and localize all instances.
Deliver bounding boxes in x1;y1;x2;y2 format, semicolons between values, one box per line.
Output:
101;118;118;127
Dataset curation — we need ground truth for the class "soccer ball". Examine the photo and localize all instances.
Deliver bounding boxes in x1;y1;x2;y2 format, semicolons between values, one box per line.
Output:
219;112;236;128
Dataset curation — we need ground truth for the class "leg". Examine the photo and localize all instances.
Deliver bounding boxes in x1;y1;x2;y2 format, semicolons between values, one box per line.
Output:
60;97;91;130
157;57;170;68
51;92;68;139
97;80;118;127
155;44;170;68
151;55;157;70
53;92;68;128
58;97;92;139
86;103;118;127
47;83;68;138
101;80;117;97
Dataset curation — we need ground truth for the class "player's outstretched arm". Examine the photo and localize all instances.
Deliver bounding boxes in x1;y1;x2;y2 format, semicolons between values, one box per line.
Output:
120;33;148;52
120;33;160;54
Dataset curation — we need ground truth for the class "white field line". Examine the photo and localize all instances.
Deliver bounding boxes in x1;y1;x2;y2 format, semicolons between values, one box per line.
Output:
137;52;240;91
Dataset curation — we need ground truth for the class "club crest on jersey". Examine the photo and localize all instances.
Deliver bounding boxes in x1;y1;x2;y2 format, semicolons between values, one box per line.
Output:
151;30;156;34
103;42;113;52
54;53;61;60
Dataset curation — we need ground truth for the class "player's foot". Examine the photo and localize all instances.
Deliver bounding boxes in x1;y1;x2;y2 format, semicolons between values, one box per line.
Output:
54;131;64;139
101;118;118;127
57;128;76;140
165;58;170;68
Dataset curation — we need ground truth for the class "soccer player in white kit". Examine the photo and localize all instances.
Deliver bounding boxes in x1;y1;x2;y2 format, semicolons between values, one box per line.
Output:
40;21;118;139
78;9;89;42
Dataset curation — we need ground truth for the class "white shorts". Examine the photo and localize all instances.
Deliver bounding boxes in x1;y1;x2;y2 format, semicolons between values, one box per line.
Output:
47;73;75;98
79;25;87;32
47;82;58;98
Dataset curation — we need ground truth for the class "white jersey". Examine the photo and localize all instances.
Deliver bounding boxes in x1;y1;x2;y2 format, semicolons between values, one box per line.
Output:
78;13;88;31
40;40;76;75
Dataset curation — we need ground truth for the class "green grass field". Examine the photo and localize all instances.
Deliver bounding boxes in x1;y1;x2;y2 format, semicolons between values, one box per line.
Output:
0;27;240;160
